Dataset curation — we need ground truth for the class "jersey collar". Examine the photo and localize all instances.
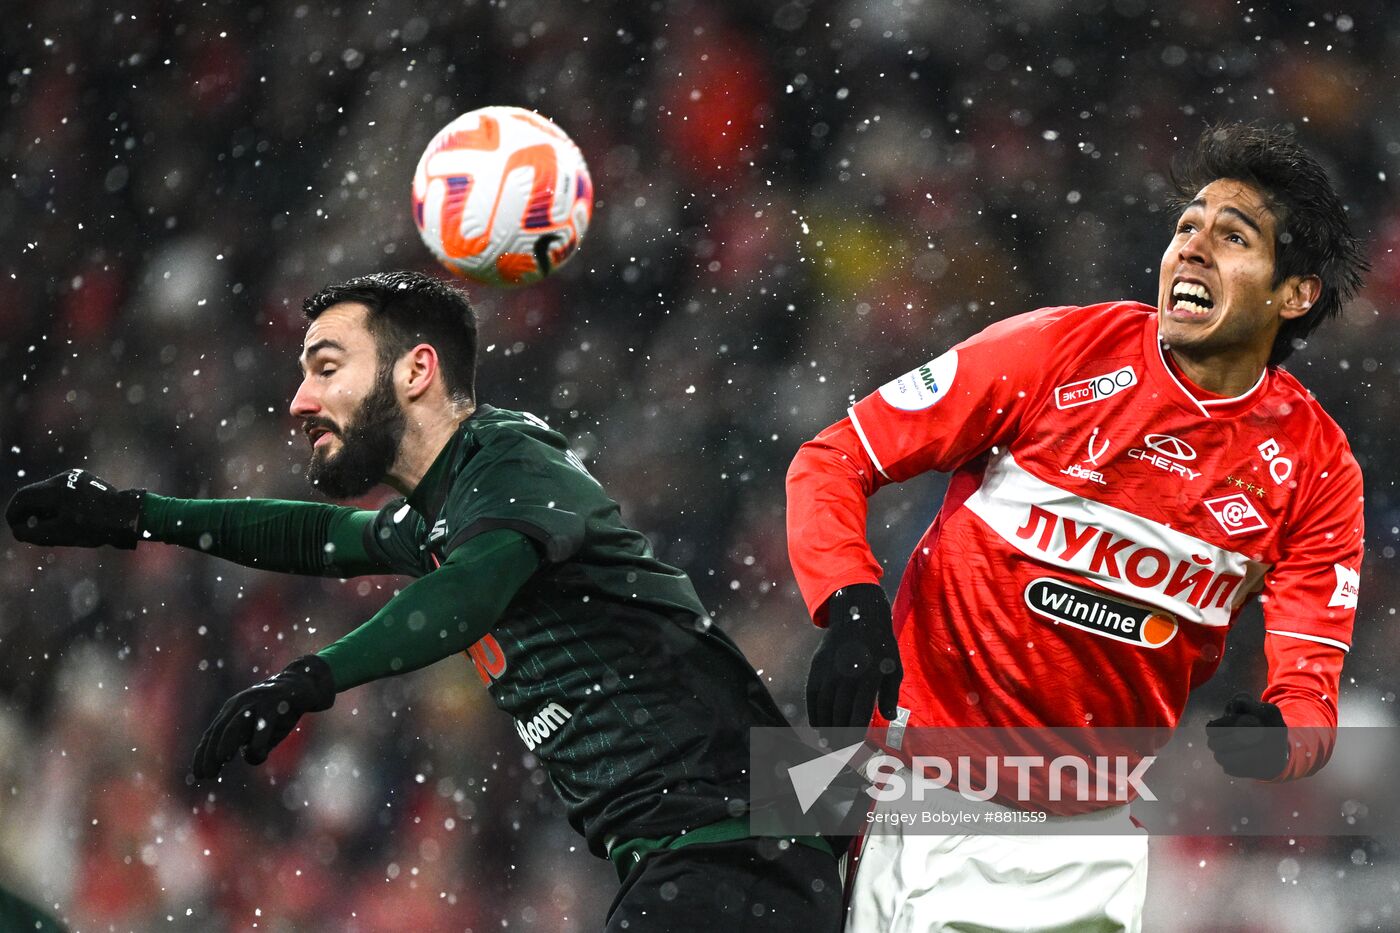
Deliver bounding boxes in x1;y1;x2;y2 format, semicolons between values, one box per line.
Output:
1143;317;1269;419
406;404;496;522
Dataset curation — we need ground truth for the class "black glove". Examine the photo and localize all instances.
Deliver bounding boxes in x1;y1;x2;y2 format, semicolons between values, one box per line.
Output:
192;655;337;780
1206;692;1290;780
807;583;902;731
6;469;144;549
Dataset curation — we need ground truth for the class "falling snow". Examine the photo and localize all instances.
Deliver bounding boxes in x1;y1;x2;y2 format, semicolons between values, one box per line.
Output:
0;2;1398;931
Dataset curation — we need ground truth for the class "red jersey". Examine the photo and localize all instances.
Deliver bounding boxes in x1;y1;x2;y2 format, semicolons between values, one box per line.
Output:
786;302;1363;780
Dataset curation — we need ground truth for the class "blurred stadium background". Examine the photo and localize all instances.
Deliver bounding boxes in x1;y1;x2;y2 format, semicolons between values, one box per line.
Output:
2;1;1398;930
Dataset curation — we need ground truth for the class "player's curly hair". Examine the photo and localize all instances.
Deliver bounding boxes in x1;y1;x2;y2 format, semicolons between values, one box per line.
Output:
303;270;478;405
1170;122;1368;366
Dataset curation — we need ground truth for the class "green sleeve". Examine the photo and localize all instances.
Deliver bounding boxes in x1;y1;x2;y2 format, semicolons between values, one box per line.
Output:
0;885;65;933
316;528;541;691
140;493;390;576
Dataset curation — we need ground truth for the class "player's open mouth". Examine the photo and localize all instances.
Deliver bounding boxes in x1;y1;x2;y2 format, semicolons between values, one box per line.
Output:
1170;280;1214;316
306;426;336;448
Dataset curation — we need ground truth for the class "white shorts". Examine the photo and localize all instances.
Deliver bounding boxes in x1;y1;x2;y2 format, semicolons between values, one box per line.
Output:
844;797;1149;932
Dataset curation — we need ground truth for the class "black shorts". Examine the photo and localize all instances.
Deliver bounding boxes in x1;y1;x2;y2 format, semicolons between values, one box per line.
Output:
605;836;843;932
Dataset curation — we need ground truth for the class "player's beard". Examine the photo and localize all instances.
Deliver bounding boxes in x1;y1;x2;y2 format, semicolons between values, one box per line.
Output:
305;367;406;499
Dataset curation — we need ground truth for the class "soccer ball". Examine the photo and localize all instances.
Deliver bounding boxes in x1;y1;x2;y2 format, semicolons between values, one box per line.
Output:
412;106;593;286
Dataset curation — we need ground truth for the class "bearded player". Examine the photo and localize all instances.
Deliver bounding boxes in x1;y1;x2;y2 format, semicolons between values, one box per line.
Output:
787;123;1368;930
8;271;841;932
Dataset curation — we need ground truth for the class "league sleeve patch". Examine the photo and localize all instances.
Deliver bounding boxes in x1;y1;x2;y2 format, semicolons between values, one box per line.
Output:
1328;563;1360;609
877;349;958;411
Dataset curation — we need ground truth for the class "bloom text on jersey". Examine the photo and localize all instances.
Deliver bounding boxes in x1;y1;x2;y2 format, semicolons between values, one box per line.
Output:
516;702;572;751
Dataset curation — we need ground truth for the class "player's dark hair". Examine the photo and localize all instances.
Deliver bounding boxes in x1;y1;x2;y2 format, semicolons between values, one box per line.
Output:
1170;122;1368;366
304;271;478;404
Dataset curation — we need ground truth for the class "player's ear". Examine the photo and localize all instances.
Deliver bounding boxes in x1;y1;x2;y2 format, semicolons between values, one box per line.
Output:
400;343;440;401
1278;274;1321;322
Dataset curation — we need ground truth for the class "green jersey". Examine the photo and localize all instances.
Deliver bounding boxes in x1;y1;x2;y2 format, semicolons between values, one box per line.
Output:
359;406;787;854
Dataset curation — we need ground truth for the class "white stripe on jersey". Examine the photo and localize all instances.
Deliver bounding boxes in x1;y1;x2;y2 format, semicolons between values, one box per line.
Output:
1265;629;1351;652
847;406;891;480
963;451;1269;627
1154;337;1267;415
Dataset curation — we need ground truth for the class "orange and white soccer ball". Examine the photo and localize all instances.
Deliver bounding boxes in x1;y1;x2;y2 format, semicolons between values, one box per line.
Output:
412;106;593;286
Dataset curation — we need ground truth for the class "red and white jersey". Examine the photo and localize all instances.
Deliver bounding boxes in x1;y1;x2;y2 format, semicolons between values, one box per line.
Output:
786;302;1363;779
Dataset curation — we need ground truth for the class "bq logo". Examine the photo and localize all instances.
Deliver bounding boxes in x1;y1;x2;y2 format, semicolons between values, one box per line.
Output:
1024;578;1177;648
1055;366;1137;410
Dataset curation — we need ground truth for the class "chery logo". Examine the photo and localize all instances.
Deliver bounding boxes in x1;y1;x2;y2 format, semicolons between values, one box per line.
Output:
1129;434;1200;481
1142;434;1196;461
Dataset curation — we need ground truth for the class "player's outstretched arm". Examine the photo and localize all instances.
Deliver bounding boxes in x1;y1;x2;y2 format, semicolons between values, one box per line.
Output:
316;528;539;689
140;492;386;576
190;528;539;779
7;468;395;577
